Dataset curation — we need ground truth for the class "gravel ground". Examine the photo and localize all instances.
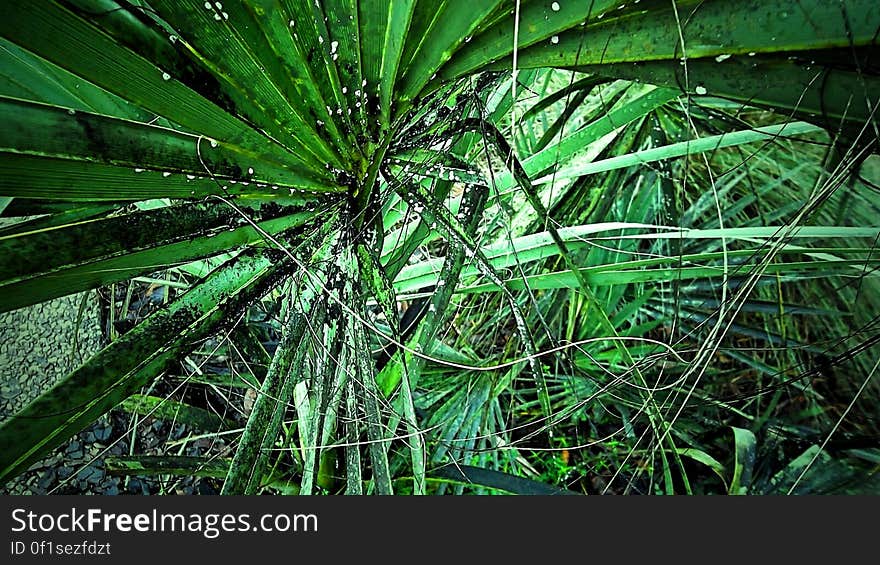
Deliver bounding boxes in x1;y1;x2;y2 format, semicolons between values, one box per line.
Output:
0;291;106;494
0;292;103;419
1;288;228;496
0;209;235;496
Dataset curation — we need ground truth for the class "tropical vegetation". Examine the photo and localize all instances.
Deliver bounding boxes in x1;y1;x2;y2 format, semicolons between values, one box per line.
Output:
1;0;878;494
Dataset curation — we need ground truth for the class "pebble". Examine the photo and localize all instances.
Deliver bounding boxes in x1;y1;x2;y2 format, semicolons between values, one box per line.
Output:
65;441;84;458
76;466;96;482
37;470;56;492
94;425;112;442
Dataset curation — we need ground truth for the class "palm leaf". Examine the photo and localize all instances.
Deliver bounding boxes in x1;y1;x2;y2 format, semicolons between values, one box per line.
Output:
1;0;877;496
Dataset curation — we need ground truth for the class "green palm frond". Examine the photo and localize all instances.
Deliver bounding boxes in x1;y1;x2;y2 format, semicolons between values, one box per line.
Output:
1;0;878;495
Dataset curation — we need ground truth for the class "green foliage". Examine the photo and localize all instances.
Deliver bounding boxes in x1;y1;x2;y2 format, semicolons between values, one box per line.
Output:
1;1;878;495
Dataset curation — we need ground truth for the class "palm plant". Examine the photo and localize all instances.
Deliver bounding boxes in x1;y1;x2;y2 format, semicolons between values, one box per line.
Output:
1;0;878;494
